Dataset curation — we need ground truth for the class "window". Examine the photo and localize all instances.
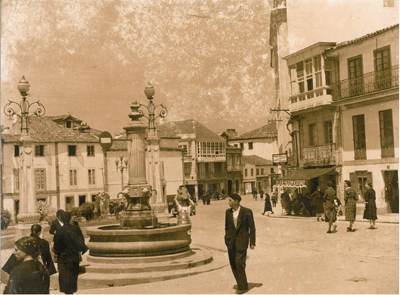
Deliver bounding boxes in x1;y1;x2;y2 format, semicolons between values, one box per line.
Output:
87;145;95;156
184;163;191;175
68;145;77;156
88;169;95;185
198;163;206;175
270;48;274;68
374;46;391;90
251;169;254;176
35;145;44;157
245;169;248;177
256;168;259;176
248;142;253;150
66;120;72;128
296;61;305;94
70;170;77;186
308;124;317;146
261;168;264;175
35;169;46;191
13;169;19;191
289;65;297;95
305;58;313;95
234;155;240;166
14;145;20;157
227;155;233;166
348;55;363;96
240;142;244;149
314;55;322;89
270;168;275;174
324;121;333;144
379;109;394;158
352;115;366;159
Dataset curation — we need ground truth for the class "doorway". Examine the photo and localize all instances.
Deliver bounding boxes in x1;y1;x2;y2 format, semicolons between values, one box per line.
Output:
228;180;233;195
79;195;86;206
384;171;399;213
235;179;240;194
65;196;74;212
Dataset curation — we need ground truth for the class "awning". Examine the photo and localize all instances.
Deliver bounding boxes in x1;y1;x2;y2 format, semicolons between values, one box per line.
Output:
276;167;337;188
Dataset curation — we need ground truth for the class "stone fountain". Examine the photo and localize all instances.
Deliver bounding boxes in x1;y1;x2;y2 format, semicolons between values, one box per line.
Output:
72;85;221;290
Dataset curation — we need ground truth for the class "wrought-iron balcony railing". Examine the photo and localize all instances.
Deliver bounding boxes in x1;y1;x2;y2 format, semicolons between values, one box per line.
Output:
300;143;336;167
331;65;399;101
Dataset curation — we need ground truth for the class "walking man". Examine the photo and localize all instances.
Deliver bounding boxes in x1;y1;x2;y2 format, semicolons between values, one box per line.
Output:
225;194;256;294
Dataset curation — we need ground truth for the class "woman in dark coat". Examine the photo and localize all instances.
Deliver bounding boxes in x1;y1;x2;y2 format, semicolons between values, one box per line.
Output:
54;211;88;294
344;180;358;232
311;186;324;221
261;192;274;216
363;182;378;229
5;236;50;294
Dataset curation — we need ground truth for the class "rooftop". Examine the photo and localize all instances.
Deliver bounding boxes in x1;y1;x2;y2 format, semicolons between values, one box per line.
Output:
242;155;273;166
1;116;100;143
157;119;224;142
324;24;399;53
231;123;277;140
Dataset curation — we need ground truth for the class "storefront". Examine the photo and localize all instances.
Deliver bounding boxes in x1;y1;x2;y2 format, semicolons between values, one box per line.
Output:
276;167;337;194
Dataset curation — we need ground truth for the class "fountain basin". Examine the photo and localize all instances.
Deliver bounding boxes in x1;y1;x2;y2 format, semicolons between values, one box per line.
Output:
86;224;191;257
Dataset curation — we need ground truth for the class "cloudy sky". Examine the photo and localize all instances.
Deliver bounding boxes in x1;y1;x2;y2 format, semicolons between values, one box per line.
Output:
1;0;398;136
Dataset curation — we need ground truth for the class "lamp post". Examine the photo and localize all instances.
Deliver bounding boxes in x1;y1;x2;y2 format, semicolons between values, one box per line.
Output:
138;82;169;221
3;76;45;240
115;154;129;191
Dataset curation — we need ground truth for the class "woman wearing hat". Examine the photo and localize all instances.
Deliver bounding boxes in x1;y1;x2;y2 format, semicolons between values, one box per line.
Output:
5;236;50;294
363;182;378;229
344;180;358;232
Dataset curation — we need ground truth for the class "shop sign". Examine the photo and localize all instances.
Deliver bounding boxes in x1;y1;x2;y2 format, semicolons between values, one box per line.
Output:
276;179;306;188
273;153;288;165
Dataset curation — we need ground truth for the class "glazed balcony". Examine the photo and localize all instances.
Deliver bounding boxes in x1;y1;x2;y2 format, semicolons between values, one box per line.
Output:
331;65;399;101
300;143;336;167
289;86;333;112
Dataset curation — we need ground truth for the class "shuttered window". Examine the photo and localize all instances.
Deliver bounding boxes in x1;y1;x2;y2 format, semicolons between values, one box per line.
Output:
352;115;366;159
379;109;394;158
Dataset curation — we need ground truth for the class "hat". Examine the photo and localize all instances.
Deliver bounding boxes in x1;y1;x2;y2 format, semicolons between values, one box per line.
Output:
327;181;334;188
344;180;351;187
230;194;242;202
15;236;39;257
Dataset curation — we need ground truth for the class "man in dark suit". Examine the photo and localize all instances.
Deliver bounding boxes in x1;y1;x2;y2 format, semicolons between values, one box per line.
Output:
225;194;256;294
30;224;57;275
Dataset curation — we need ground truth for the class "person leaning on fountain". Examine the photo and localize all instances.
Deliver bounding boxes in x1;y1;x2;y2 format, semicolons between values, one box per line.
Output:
174;185;195;224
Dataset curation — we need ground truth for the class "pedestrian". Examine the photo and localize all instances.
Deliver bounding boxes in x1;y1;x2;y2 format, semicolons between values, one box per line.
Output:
259;189;264;200
271;189;278;207
344;180;358;232
174;186;195;224
54;211;88;294
310;186;324;221
5;236;50;294
252;189;257;201
30;224;57;275
363;182;378;229
323;181;341;233
281;189;292;215
225;194;255;294
261;192;274;216
49;209;65;235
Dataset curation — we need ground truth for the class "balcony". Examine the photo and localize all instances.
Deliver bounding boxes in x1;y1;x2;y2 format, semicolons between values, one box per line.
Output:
183;154;193;162
331;65;399;101
300;143;336;167
289;86;332;112
227;165;242;172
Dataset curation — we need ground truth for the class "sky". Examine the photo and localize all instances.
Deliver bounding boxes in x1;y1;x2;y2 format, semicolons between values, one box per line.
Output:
1;0;398;136
1;0;273;136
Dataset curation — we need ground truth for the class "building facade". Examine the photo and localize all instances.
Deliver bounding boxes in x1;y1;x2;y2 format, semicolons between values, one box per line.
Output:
242;155;276;195
158;119;227;199
2;115;104;220
327;25;399;213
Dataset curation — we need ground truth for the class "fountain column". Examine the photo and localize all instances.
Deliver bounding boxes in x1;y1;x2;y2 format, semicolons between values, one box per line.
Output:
120;101;157;228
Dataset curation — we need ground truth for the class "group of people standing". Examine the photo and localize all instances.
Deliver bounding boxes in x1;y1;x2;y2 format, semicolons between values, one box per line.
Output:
2;209;88;294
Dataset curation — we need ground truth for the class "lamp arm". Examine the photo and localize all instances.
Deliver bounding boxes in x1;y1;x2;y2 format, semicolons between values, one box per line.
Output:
3;100;23;118
27;100;46;118
153;104;168;120
137;109;150;122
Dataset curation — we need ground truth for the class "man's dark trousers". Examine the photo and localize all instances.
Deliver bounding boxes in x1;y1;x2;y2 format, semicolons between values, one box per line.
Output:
228;243;248;290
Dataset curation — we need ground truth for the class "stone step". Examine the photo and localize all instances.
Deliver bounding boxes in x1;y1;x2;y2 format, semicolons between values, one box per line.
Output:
82;248;213;273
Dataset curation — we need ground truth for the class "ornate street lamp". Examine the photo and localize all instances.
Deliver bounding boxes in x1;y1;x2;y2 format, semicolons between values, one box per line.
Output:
115;154;129;191
3;76;46;239
139;82;168;138
4;76;45;135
